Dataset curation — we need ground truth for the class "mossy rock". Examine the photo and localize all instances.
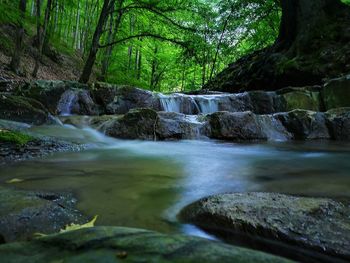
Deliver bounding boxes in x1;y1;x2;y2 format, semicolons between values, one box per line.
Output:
0;130;34;145
323;75;350;110
0;226;293;262
179;193;350;263
277;87;322;112
0;93;49;125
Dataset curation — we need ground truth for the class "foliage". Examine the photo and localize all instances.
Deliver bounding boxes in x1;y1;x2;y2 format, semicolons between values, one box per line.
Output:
0;0;281;91
0;129;34;145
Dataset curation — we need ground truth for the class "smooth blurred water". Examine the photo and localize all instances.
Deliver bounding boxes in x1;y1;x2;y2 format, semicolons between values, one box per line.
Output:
1;124;350;237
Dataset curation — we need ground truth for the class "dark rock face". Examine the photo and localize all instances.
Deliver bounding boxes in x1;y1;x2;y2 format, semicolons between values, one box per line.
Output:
276;110;330;140
0;93;50;125
179;193;350;263
0;187;87;242
323;75;350;110
326;108;350;140
208;112;266;141
0;226;292;263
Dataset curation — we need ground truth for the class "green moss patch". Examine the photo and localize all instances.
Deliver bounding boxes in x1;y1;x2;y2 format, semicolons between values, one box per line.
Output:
0;130;34;145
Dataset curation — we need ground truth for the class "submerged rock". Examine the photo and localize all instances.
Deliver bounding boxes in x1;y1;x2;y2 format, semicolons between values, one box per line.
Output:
0;226;292;262
0;186;86;242
0;93;50;125
179;193;350;263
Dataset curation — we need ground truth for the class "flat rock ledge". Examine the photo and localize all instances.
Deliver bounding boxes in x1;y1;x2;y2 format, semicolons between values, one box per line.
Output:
0;226;292;263
178;193;350;263
0;186;87;242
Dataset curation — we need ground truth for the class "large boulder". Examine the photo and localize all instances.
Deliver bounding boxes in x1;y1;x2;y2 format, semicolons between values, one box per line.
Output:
0;93;50;125
156;112;208;140
0;186;86;242
325;108;350;140
276;110;330;140
0;226;292;263
103;108;158;140
208;111;266;141
323;75;350;110
179;193;350;263
106;86;160;114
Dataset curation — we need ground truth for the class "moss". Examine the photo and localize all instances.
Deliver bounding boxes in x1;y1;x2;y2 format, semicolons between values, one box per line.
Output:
0;130;34;145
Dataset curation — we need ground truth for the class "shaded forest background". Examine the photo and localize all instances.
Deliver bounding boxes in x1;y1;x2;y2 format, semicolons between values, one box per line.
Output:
0;0;349;92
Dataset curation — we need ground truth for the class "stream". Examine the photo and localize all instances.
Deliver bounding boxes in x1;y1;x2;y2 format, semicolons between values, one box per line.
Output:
1;123;350;239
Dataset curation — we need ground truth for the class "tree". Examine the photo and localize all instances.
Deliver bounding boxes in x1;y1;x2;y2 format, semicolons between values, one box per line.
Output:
205;0;350;92
9;0;27;74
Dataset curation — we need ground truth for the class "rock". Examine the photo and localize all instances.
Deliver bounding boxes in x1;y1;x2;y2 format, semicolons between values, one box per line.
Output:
276;110;330;140
106;86;160;114
248;91;277;114
323;75;350;110
90;82;118;109
208;111;266;141
156;112;208;140
179;193;350;263
103;108;158;140
0;93;50;125
19;80;98;115
326;108;350;140
257;115;292;141
0;226;292;263
0;186;86;242
277;86;322;112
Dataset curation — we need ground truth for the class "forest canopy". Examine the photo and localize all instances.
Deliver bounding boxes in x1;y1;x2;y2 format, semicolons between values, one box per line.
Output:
0;0;282;92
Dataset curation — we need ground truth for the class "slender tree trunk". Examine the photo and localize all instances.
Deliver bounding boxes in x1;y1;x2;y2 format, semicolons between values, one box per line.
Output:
32;0;52;77
9;0;27;74
79;0;115;83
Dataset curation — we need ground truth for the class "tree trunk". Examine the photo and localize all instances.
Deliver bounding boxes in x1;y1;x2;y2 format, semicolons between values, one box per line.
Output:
79;0;115;83
9;0;27;74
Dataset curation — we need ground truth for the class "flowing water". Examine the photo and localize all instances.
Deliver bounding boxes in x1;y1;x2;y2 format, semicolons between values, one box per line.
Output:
1;124;350;238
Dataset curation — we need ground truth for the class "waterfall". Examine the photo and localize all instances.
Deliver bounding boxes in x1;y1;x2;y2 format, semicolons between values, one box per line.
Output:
57;90;78;116
158;93;221;114
194;96;219;114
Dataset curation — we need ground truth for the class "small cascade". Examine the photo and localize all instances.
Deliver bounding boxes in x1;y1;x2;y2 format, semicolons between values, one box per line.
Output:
158;94;182;113
57;90;78;116
158;93;223;115
194;96;219;114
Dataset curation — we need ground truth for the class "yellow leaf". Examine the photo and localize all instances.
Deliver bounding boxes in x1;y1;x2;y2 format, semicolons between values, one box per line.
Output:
6;178;24;184
59;215;98;233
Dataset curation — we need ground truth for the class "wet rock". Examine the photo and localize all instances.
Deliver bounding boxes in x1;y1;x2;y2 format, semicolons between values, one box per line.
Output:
208;111;266;141
248;91;277;114
156;112;208;140
18;80;98;115
0;226;292;262
323;75;350;110
179;193;350;263
326;108;350;140
106;86;160;114
276;110;330;140
0;93;50;125
103;108;158;140
0;186;86;242
90;82;118;109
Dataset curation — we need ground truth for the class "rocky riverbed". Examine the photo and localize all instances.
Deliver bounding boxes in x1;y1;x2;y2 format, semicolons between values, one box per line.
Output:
0;77;350;262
